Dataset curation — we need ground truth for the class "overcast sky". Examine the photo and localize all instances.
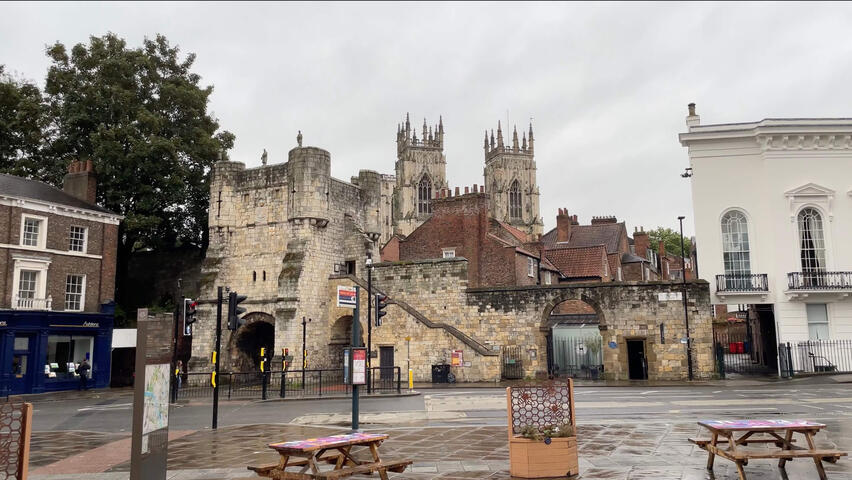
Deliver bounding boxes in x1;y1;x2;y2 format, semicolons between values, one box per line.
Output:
4;2;852;235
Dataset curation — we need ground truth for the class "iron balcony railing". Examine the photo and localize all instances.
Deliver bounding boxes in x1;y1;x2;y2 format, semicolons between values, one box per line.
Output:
787;271;852;290
715;274;769;293
14;295;52;310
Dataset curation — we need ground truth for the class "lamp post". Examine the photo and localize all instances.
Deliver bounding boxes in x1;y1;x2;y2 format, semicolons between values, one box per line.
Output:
678;216;694;381
366;255;373;394
301;316;311;389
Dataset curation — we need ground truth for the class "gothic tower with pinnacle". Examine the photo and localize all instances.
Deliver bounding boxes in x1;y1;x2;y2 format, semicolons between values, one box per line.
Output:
483;122;543;237
393;113;448;236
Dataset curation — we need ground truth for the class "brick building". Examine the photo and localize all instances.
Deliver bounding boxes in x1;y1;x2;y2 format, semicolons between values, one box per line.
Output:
0;161;122;395
541;210;662;283
388;186;558;288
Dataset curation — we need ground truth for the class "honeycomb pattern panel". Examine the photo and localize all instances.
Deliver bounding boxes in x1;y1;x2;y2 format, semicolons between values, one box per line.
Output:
0;396;26;479
509;382;573;434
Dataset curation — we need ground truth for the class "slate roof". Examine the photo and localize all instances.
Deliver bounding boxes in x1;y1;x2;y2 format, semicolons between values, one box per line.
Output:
541;222;625;254
0;173;116;215
621;252;649;264
544;244;608;279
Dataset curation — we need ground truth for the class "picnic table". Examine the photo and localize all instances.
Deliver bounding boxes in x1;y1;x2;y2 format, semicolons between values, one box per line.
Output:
689;419;847;480
247;432;411;480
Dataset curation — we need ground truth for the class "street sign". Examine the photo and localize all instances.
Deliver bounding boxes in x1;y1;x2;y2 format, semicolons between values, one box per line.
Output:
344;347;367;385
337;286;357;308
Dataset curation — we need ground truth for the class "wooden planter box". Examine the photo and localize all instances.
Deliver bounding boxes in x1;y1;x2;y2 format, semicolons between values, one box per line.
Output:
509;435;578;478
507;381;579;478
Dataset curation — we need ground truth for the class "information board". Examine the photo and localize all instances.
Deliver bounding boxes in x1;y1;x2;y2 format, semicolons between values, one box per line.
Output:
337;286;357;308
352;348;366;385
451;349;463;366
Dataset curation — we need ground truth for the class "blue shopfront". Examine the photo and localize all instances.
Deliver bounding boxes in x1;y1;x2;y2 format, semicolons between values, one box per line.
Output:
0;310;113;396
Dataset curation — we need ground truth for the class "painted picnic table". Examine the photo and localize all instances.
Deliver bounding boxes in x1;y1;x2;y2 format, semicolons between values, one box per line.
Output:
247;432;411;480
689;419;847;480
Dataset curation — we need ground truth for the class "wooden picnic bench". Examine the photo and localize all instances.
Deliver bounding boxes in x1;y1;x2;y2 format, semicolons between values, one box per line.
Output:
247;432;411;480
689;419;847;480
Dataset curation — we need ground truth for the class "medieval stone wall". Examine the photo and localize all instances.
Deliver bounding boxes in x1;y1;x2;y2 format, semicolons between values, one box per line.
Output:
190;145;382;371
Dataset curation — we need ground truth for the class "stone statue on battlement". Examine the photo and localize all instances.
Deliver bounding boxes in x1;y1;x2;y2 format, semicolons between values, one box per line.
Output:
261;148;268;165
297;130;303;147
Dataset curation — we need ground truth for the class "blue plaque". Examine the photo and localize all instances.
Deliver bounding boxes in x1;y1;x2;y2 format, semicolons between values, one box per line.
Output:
608;341;617;349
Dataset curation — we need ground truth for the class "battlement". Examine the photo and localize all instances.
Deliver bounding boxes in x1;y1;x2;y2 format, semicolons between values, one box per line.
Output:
397;112;444;153
485;121;534;161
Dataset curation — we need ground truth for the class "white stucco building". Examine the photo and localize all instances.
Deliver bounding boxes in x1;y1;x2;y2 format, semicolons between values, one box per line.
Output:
680;105;852;373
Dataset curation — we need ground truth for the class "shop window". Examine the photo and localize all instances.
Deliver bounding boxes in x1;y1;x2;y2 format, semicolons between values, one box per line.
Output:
45;335;94;381
65;275;86;311
69;226;87;252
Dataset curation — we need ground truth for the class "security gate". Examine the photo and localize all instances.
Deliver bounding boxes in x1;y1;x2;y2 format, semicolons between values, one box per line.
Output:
501;346;524;379
713;321;776;377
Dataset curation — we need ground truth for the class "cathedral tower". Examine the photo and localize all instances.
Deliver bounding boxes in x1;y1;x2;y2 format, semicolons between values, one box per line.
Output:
483;122;542;236
393;113;448;236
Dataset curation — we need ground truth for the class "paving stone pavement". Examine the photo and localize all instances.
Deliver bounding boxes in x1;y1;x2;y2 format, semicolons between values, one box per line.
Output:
30;420;852;480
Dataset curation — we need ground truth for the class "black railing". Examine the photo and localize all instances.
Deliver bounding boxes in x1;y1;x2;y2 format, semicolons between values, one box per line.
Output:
174;367;401;401
787;271;852;290
786;340;852;374
716;274;769;292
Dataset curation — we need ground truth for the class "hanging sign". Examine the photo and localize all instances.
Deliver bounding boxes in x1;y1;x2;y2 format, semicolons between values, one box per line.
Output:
337;286;357;308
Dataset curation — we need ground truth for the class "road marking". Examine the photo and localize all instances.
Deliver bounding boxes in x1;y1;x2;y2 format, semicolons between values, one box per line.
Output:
804;397;852;404
639;391;659;395
575;401;664;408
77;403;133;412
672;399;795;407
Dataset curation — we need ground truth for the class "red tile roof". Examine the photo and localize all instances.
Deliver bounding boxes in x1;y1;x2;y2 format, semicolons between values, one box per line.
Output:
541;222;625;254
544;244;608;279
497;221;530;244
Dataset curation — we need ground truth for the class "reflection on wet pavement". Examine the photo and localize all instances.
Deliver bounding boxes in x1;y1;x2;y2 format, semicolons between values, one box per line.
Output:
33;420;852;479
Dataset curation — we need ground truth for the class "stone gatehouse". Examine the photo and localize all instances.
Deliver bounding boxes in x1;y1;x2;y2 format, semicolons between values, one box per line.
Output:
329;258;715;382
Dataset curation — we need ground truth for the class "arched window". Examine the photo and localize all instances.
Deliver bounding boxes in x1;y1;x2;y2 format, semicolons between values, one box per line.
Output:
252;271;257;282
798;208;826;273
509;180;522;220
721;210;751;290
417;176;432;215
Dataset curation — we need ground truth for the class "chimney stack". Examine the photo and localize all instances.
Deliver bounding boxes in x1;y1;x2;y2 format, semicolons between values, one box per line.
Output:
63;159;97;205
633;226;650;259
556;209;572;243
658;240;668;278
686;102;700;128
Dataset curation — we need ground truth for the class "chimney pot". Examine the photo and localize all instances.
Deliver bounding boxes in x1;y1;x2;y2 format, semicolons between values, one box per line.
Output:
473;184;478;193
465;186;469;194
455;187;460;196
688;103;696;116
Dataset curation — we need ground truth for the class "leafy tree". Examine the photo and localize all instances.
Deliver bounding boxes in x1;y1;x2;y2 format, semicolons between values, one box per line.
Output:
1;33;234;311
0;67;56;180
648;227;692;258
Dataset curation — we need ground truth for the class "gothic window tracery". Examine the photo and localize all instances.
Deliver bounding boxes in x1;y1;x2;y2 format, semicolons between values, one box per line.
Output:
509;180;522;220
417;176;432;215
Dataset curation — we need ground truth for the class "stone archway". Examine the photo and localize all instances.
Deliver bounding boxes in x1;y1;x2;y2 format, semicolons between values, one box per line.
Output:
227;312;275;372
328;315;364;368
543;298;603;378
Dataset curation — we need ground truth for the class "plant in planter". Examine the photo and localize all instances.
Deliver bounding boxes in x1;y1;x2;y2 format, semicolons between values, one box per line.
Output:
507;381;579;478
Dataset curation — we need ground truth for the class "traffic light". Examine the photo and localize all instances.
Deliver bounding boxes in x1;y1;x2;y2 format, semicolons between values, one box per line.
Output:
183;298;198;336
375;293;388;326
227;291;248;330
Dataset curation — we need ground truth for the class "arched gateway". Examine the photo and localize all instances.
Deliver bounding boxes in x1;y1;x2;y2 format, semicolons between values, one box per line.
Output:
226;312;275;372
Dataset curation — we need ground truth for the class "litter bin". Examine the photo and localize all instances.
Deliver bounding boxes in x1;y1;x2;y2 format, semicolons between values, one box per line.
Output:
431;364;450;383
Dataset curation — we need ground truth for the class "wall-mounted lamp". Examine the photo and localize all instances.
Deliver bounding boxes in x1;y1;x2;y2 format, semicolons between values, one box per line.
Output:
681;167;693;178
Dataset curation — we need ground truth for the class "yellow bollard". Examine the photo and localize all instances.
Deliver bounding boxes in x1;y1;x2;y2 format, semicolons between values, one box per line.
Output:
408;369;414;390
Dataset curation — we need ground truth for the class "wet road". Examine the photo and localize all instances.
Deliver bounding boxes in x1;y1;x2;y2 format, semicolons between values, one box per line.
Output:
30;380;852;433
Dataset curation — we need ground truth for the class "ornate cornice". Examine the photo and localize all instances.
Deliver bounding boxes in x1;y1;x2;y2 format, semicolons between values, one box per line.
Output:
758;134;852;151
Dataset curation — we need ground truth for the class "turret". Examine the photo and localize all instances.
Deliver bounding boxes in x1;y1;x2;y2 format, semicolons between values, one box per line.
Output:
287;137;331;227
